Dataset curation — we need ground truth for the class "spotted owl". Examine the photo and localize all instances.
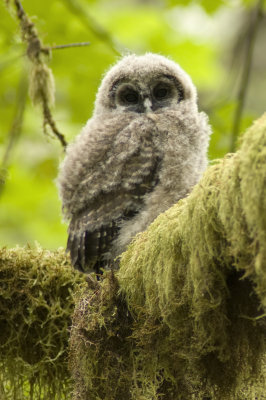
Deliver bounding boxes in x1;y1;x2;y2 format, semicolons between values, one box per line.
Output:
57;53;211;273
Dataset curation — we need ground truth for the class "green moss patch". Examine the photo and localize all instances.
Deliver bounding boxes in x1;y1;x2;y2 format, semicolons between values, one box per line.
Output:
0;245;86;399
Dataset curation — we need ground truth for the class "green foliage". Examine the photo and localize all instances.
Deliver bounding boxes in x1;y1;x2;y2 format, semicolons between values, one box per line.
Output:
0;163;67;248
70;114;266;399
167;0;260;10
167;0;225;13
0;0;264;250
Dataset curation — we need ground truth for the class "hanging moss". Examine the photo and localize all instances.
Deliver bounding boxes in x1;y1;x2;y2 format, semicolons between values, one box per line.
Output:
69;272;134;400
29;63;55;106
0;245;87;399
70;114;266;400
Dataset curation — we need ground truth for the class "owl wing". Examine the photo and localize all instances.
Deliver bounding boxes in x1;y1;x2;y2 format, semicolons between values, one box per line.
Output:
62;116;161;273
67;157;160;273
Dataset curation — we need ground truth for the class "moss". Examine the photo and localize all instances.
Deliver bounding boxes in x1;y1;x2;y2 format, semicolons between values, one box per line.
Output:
71;114;266;399
0;245;87;399
70;272;134;400
1;115;266;399
29;63;55;106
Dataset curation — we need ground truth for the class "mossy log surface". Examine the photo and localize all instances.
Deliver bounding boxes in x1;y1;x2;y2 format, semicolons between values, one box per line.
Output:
71;114;266;400
0;246;87;399
0;115;266;399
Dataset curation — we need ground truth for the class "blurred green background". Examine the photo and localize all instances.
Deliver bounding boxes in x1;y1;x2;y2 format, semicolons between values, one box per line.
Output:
0;0;265;250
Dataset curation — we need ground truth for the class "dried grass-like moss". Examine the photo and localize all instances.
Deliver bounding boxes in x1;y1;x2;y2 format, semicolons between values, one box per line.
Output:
70;114;266;399
29;63;55;106
70;272;134;400
0;245;87;399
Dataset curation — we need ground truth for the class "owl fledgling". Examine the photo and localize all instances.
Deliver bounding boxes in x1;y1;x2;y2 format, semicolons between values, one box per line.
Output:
57;53;211;274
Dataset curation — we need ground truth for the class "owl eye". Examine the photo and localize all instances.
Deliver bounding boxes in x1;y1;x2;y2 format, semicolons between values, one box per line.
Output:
153;85;170;100
121;89;139;104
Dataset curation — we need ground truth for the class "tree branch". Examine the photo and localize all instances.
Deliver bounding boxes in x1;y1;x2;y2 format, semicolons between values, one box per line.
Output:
1;114;266;399
72;113;266;399
41;95;68;147
0;246;87;399
6;0;68;149
230;0;264;151
45;41;91;51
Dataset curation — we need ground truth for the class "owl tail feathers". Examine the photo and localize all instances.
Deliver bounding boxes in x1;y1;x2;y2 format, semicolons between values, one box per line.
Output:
66;231;86;273
66;225;117;275
66;231;99;274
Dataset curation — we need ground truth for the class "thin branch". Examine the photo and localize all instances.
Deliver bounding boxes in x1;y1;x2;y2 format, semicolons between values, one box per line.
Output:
13;0;48;60
10;0;68;149
45;41;91;51
41;95;68;148
230;0;264;152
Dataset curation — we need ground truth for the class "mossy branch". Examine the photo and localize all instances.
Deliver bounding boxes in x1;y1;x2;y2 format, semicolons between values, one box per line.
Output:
6;0;68;149
71;114;266;399
1;115;266;399
0;246;87;399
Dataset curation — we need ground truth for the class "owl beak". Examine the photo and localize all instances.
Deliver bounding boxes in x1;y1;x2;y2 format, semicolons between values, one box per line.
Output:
143;97;153;113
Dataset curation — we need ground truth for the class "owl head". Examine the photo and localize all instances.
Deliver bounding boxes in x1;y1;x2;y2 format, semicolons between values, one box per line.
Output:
94;53;197;115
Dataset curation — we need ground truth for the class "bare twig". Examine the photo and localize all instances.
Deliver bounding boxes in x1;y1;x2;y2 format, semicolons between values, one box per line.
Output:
41;95;68;148
46;41;90;51
230;0;264;152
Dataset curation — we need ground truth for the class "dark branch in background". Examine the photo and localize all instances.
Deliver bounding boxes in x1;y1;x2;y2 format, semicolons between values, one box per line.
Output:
63;0;122;56
11;0;68;149
0;70;28;195
230;0;264;152
0;54;24;73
